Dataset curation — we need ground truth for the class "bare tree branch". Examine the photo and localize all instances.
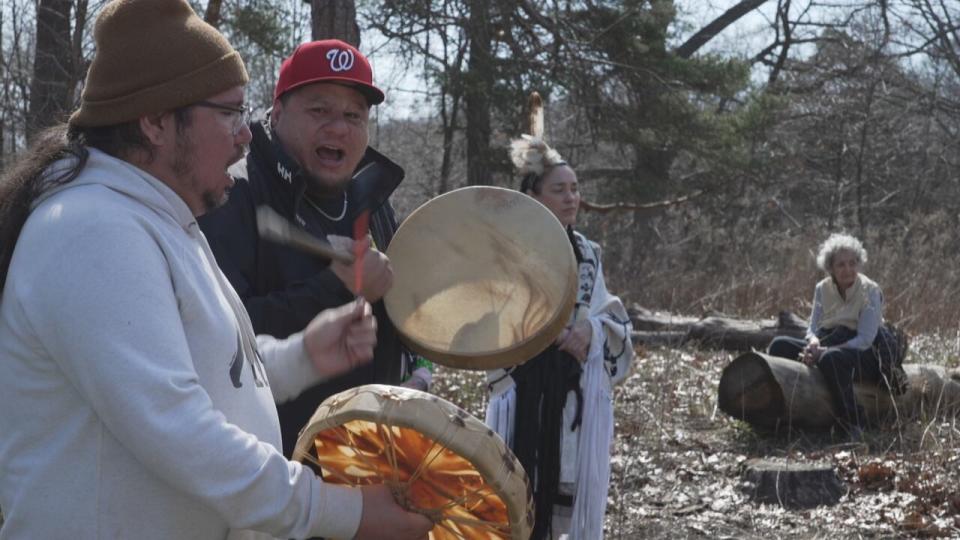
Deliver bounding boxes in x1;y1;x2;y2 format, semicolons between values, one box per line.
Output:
579;191;702;215
675;0;768;59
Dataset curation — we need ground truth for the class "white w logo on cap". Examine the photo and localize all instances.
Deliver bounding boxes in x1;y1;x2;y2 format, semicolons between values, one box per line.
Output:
326;48;355;72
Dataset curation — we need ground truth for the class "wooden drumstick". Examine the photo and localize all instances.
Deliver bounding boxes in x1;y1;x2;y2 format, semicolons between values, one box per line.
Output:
352;209;370;295
256;205;355;265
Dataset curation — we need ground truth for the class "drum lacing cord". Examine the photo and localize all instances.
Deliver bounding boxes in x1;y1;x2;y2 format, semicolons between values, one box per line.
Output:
389;482;444;524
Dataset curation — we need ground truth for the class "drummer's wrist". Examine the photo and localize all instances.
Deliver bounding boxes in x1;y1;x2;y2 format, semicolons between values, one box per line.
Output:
307;482;363;539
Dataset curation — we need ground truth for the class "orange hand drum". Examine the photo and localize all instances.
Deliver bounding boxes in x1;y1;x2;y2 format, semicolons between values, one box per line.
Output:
293;384;534;539
384;186;577;370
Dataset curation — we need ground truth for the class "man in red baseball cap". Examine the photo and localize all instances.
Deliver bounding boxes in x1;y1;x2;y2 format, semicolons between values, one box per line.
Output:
274;39;385;105
200;40;433;459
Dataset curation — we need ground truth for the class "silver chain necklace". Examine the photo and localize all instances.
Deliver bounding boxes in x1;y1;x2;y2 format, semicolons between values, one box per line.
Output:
304;192;348;222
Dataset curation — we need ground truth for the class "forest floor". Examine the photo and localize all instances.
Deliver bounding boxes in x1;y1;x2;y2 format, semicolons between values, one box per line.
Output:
430;334;960;539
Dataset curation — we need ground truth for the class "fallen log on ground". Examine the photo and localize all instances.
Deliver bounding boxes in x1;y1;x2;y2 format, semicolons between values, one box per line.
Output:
718;351;960;430
630;306;807;351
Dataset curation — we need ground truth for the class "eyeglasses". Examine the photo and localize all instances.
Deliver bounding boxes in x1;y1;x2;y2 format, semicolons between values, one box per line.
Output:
193;101;251;135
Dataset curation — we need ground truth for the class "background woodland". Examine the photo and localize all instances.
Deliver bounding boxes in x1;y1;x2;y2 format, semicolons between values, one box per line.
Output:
5;0;960;334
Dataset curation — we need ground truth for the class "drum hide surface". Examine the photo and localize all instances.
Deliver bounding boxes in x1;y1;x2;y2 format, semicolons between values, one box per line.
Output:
385;186;577;370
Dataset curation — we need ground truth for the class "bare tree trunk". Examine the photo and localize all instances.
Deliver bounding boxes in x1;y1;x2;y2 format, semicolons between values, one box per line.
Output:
1;1;31;158
439;56;465;190
1;4;6;165
69;0;89;109
309;0;360;46
829;115;846;229
438;88;460;194
27;0;73;140
436;7;465;195
766;0;793;88
465;0;493;186
853;80;878;238
0;3;6;167
204;0;223;28
12;3;31;138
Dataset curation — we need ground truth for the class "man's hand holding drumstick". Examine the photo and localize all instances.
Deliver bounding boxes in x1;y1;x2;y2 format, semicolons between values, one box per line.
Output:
329;236;394;303
303;299;378;379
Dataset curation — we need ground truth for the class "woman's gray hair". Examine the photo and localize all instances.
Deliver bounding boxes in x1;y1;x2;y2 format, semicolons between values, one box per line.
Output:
816;233;868;272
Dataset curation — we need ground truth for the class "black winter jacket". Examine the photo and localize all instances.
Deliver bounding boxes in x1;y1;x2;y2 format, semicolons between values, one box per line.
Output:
199;119;410;458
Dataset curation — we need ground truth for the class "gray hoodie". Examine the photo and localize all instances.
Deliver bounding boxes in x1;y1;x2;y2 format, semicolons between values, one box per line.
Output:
0;148;361;539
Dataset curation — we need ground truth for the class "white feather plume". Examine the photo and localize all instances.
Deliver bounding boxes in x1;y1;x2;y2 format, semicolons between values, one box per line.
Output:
510;135;564;177
529;91;544;139
510;91;565;177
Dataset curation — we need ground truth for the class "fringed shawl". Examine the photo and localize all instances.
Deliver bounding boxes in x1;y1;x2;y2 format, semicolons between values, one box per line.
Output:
485;230;633;539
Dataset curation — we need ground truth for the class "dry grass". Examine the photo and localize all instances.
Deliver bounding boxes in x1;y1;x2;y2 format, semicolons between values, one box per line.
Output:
430;338;960;539
588;209;960;339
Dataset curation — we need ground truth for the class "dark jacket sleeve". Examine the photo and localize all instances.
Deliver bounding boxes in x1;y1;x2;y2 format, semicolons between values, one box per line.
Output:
199;179;353;339
243;266;353;339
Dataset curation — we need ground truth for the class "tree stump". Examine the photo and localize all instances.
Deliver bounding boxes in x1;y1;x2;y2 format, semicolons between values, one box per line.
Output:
741;458;846;508
718;351;960;430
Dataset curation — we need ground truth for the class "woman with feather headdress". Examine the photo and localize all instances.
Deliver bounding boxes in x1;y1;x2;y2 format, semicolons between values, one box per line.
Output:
485;93;634;540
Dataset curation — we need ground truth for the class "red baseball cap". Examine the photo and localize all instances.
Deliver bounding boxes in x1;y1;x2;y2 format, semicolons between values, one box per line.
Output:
274;39;385;105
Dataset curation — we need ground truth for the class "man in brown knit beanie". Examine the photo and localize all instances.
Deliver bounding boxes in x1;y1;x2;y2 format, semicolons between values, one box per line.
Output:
0;1;432;539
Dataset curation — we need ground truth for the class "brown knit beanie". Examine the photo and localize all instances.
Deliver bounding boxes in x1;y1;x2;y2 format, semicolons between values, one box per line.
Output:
69;0;248;128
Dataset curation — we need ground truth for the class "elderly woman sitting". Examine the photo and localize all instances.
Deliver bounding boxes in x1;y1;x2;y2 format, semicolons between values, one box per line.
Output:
768;233;906;438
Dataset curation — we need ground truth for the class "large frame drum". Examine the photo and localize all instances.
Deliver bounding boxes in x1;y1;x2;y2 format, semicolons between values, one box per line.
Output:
384;186;577;370
293;384;534;539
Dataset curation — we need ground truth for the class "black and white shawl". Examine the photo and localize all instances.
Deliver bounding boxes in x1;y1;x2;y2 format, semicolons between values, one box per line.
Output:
485;230;633;539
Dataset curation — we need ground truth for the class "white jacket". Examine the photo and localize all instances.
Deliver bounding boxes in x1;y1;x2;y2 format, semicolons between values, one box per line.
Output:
0;149;361;539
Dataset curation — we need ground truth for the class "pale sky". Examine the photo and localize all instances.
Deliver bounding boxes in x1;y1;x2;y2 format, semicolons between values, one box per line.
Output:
366;1;929;119
365;1;781;120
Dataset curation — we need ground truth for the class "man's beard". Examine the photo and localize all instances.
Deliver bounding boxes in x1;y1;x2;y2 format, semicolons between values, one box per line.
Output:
172;132;246;213
304;169;351;199
201;187;229;212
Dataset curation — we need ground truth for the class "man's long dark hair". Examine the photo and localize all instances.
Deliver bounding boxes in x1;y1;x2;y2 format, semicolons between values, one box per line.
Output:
0;114;183;291
0;125;88;290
